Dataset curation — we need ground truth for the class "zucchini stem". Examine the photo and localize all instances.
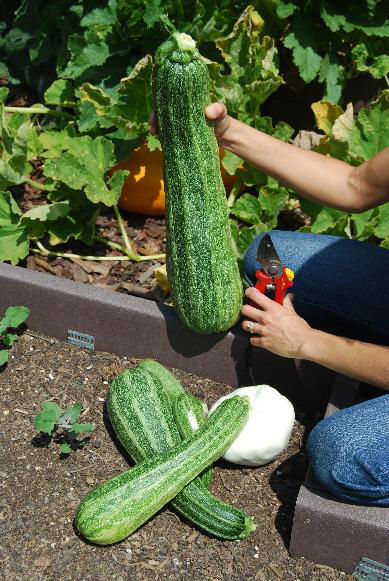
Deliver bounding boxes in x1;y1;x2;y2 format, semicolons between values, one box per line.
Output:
32;238;165;263
24;177;50;191
113;204;141;262
32;240;131;261
4;106;74;119
96;235;165;262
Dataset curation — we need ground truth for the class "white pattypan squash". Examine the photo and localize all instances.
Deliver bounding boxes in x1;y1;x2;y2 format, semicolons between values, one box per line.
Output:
209;385;295;466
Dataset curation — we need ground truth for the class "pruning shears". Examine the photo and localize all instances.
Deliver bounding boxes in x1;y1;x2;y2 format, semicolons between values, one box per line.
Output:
252;233;294;305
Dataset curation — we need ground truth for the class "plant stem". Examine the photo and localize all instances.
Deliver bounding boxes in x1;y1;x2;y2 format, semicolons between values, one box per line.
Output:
4;106;74;119
33;239;165;263
94;235;127;253
227;177;243;208
33;240;131;261
25;177;49;191
113;204;140;262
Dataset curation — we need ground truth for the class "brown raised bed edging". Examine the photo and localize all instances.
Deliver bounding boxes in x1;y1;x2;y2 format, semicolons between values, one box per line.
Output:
0;262;335;410
290;375;389;573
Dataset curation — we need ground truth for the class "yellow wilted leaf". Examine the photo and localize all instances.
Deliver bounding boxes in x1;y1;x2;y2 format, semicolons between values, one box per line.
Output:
332;103;354;143
311;101;343;136
154;264;170;295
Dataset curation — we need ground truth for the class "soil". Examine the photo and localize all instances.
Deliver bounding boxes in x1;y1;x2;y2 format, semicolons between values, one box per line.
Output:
0;330;353;581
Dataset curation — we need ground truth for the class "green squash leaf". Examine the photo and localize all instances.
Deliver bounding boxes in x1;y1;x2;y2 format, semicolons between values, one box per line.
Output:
0;350;8;366
4;306;30;328
230;193;263;225
0;192;22;226
71;422;95;433
60;443;72;454
0;224;30;265
44;79;75;106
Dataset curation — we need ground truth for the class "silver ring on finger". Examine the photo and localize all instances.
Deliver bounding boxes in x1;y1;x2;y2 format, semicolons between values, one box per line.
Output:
247;321;255;334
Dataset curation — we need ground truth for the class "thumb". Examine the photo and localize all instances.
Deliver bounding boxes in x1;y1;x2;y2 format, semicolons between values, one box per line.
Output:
205;102;227;121
283;293;296;311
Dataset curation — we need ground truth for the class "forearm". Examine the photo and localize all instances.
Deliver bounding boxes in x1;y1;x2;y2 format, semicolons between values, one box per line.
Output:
301;329;389;390
222;117;366;212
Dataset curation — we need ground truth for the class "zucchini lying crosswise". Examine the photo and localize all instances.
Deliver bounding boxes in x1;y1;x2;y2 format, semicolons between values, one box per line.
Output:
75;395;252;545
106;365;255;540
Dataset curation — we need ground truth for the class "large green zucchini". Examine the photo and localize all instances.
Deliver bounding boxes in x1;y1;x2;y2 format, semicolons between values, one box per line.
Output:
106;366;255;540
136;359;212;487
76;395;251;545
153;31;243;334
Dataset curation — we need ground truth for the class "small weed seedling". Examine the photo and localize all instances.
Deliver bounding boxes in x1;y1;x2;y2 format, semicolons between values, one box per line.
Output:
34;401;95;455
0;306;30;367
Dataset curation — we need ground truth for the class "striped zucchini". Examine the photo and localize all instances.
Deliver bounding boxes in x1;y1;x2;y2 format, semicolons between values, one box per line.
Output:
135;360;212;488
106;366;255;540
75;396;252;545
137;358;185;403
153;31;243;334
172;391;212;488
173;392;208;439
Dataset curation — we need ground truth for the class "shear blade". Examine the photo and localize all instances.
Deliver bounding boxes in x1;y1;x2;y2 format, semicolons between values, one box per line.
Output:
256;234;283;277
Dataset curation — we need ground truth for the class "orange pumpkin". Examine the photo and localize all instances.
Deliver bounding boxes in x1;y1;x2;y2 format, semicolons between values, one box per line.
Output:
110;141;238;216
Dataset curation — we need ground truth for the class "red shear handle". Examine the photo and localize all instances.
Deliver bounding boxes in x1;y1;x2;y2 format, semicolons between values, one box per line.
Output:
252;267;294;305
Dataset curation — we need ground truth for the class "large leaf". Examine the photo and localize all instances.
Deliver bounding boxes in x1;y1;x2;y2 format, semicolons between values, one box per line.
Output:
311;101;343;136
258;185;289;224
310;207;348;234
0;88;31;188
352;44;389;79
119;55;154;130
351;209;376;238
0;191;22;226
230;193;263;225
350;91;389;161
0;224;30;265
21;201;71;222
44;136;128;206
44;79;75;106
284;15;322;83
216;8;282;111
4;306;30;328
60;31;111;79
374;203;389;239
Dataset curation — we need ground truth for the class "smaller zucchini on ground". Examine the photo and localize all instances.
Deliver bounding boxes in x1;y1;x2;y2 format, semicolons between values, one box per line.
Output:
75;396;253;545
106;366;256;540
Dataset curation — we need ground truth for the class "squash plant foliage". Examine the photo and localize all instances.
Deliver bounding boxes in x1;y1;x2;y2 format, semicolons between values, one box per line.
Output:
0;3;388;268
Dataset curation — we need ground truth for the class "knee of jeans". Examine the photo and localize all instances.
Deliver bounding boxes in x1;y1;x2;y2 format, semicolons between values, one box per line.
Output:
307;416;338;479
307;410;389;499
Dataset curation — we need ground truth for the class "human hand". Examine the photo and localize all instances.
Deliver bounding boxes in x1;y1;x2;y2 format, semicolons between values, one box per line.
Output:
241;287;313;359
205;102;232;145
148;102;232;144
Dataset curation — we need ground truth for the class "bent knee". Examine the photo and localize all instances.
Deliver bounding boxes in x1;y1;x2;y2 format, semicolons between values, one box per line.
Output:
307;398;389;506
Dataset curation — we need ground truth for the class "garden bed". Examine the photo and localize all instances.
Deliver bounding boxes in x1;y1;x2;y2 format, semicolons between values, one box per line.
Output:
0;330;352;581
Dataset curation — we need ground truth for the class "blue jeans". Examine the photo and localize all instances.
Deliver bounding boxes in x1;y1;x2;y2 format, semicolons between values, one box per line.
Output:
243;231;389;505
307;395;389;506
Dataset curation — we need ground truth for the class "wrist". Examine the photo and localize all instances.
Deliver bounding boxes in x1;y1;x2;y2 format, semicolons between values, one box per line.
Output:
298;327;323;361
219;116;244;150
